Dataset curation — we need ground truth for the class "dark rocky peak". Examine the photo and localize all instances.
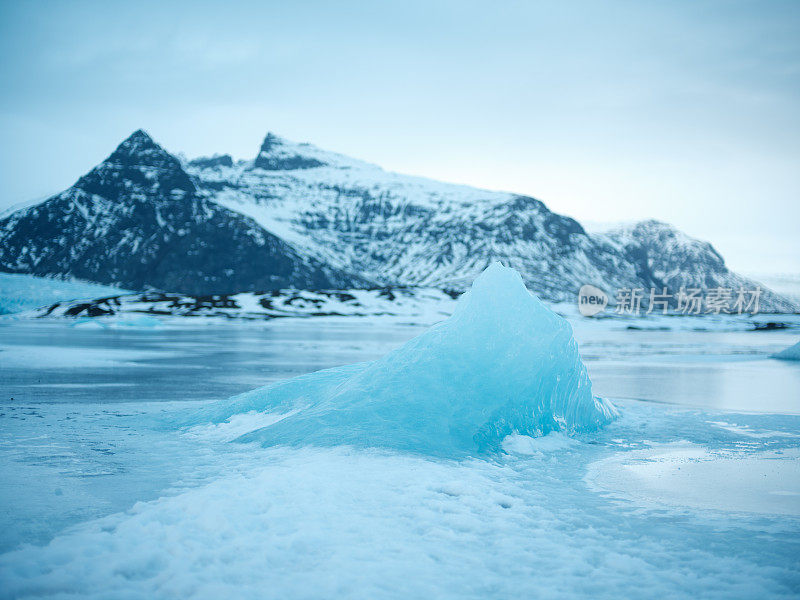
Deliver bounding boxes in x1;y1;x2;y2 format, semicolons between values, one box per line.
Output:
626;220;724;263
106;129;180;170
259;132;282;154
504;195;586;244
253;132;326;170
188;154;234;169
629;220;680;240
606;219;729;282
75;130;195;197
509;195;547;213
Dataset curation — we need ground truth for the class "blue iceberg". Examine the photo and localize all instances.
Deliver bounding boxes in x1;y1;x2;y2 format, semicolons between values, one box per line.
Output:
773;340;800;361
193;263;617;456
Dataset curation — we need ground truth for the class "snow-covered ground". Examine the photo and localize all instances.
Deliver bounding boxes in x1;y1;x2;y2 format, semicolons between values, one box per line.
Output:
0;267;799;598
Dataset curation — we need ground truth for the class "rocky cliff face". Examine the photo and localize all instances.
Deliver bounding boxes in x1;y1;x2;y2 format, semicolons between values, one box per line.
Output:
602;220;740;290
189;132;794;310
0;131;367;294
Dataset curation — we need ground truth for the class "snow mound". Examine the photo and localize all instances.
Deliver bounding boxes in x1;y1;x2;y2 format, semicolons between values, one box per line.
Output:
191;263;616;456
773;340;800;361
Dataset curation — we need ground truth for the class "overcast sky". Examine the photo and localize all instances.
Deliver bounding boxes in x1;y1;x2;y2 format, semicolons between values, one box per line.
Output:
1;0;798;273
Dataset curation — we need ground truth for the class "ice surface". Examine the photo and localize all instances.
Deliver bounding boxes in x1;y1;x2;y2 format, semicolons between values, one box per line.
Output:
0;344;177;369
190;263;616;456
1;313;799;598
587;442;800;515
774;340;800;361
2;435;799;600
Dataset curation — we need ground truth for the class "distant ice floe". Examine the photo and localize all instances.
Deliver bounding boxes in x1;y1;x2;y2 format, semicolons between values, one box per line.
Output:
773;340;800;361
185;263;617;456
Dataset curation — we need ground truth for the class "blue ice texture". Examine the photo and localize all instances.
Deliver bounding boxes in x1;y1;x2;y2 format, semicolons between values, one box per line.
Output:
774;340;800;361
189;262;618;456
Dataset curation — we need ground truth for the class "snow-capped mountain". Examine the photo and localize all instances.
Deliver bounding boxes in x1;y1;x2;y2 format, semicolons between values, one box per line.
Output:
600;220;762;294
0;129;795;311
189;132;795;311
191;135;641;298
0;131;367;294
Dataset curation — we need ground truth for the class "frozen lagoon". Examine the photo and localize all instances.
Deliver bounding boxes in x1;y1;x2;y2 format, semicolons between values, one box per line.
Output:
0;296;799;597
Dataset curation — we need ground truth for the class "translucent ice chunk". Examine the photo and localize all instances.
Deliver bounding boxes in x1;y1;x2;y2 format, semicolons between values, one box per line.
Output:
191;262;617;456
773;340;800;361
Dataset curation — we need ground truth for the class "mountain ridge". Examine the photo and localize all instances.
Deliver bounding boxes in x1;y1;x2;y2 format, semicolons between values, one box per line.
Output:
0;131;370;294
0;129;795;312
